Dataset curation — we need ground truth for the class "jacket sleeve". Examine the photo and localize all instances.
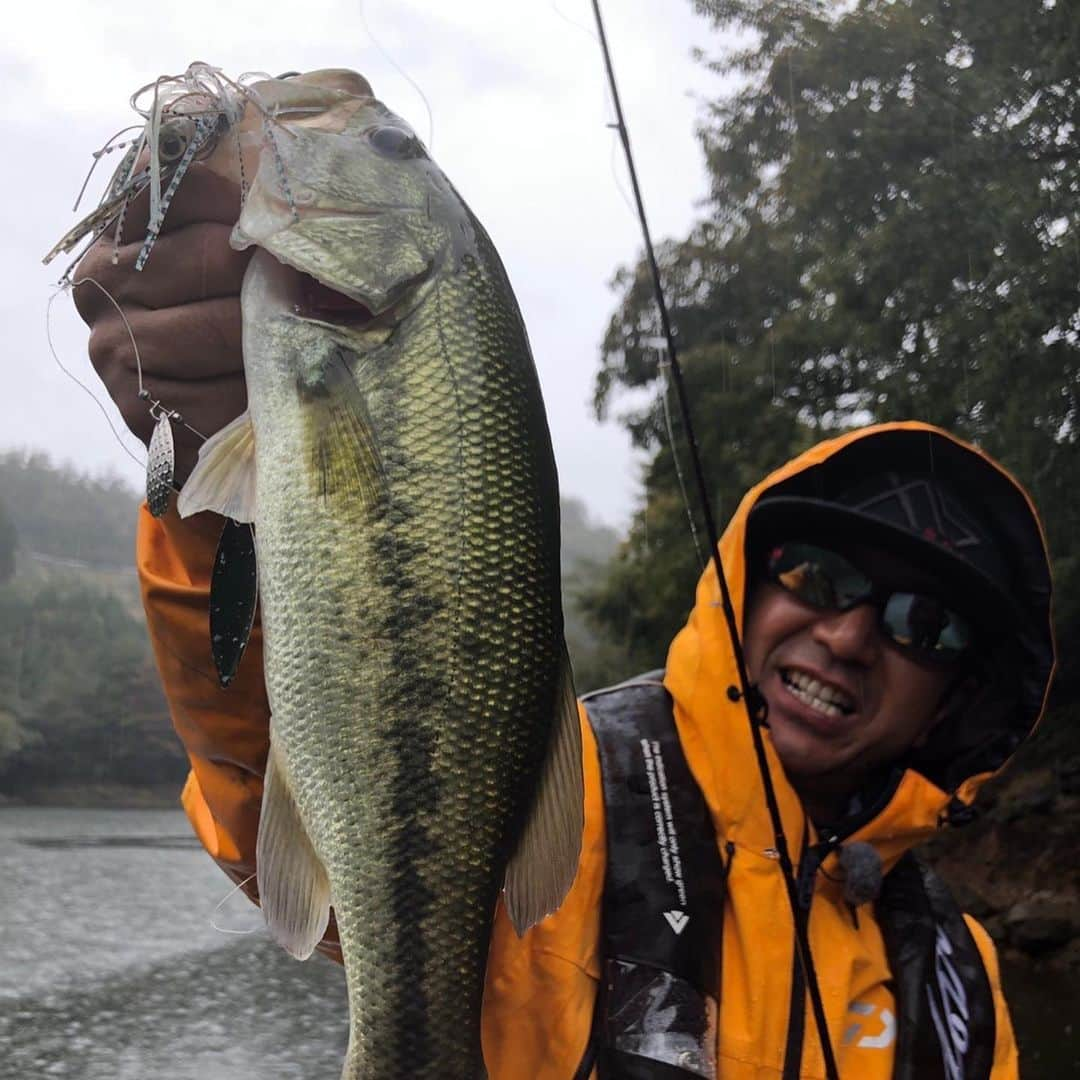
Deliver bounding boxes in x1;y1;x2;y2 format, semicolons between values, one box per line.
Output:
133;504;356;948
481;708;606;1080
963;915;1019;1080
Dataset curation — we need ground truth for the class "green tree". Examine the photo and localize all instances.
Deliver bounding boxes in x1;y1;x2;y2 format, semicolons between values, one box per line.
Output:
560;496;630;691
0;451;140;568
0;568;184;799
0;497;15;582
0;707;36;771
585;0;1078;683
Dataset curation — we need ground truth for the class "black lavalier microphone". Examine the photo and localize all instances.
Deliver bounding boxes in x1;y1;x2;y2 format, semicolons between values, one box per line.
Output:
840;841;884;906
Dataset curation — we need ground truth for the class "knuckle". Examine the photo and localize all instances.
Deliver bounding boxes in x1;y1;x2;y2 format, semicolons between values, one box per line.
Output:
72;243;133;321
71;257;108;322
88;319;137;381
119;401;153;446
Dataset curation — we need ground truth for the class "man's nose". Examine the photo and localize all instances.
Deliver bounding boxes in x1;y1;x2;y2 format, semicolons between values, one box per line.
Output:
811;603;880;664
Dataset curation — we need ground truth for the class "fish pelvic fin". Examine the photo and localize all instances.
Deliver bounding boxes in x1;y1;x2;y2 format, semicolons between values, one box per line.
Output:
256;738;331;960
299;346;384;508
177;410;257;522
503;647;584;936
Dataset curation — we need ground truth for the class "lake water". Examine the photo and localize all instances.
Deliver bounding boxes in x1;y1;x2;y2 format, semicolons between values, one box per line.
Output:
2;808;1076;1078
0;808;347;1080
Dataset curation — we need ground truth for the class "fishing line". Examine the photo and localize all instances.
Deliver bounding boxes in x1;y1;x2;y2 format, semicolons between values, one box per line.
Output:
587;5;840;1077
659;351;707;570
549;0;599;43
358;0;435;151
945;100;976;422
45;289;146;471
211;872;263;936
769;323;778;403
67;274;208;445
546;1;637;219
48;273;209;503
607;130;638;223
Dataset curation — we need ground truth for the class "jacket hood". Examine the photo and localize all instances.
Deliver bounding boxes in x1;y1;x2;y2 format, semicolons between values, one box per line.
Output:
664;422;1055;860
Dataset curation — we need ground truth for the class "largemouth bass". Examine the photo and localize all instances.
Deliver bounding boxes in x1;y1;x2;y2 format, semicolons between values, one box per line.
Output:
167;68;583;1078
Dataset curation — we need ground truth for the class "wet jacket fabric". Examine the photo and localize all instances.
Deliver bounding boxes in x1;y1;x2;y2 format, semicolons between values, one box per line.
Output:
136;421;1054;1078
581;675;999;1080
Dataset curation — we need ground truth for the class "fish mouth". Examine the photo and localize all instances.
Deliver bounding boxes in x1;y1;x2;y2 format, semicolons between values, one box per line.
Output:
295;271;379;327
257;253;431;332
249;246;432;336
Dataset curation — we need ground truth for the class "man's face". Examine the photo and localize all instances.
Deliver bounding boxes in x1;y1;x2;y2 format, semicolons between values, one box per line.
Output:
742;542;961;819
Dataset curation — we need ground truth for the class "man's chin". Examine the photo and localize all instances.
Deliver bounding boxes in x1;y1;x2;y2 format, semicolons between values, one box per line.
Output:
764;706;854;781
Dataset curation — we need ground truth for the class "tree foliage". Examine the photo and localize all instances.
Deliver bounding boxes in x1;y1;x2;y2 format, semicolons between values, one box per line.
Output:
0;453;625;795
585;0;1079;683
0;451;142;569
0;497;15;583
560;496;630;692
0;456;185;797
0;574;183;792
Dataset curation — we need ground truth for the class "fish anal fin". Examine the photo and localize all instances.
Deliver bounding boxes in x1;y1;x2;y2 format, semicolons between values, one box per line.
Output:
503;649;584;936
177;410;257;522
256;740;331;960
299;347;384;508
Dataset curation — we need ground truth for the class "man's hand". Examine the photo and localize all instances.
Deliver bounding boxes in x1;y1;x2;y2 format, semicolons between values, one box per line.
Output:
73;164;253;486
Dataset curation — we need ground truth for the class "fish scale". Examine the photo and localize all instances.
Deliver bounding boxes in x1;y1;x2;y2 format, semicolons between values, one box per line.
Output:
170;69;580;1079
235;134;568;1078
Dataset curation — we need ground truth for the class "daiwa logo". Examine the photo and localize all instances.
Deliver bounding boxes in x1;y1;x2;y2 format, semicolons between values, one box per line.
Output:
664;909;689;935
927;926;969;1080
843;1001;896;1049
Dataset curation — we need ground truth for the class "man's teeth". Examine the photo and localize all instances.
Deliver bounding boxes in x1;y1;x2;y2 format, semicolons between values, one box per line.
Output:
781;669;854;718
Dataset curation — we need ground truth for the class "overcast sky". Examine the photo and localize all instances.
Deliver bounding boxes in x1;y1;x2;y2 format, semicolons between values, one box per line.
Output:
7;0;730;529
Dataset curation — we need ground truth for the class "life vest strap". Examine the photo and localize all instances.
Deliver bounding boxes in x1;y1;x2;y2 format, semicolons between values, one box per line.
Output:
583;674;726;1079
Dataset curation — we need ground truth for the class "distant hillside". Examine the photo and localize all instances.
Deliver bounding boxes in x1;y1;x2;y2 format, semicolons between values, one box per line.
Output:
560;496;629;693
0;452;628;801
0;453;182;804
0;451;141;569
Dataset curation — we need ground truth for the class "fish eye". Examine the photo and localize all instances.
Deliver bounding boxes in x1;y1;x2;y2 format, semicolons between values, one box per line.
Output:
158;117;195;164
368;125;425;159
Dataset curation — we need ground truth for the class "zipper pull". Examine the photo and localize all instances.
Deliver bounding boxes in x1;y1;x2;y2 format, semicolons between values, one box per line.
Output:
795;835;840;910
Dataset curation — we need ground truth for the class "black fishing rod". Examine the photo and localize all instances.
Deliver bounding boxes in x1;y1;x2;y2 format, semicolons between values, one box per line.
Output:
587;4;840;1077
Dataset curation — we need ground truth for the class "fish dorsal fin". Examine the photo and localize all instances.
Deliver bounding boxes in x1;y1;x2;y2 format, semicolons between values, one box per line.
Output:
256;739;331;960
503;649;584;935
177;410;257;522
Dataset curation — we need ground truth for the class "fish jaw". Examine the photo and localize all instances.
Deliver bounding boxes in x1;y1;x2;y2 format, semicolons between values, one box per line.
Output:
238;204;437;319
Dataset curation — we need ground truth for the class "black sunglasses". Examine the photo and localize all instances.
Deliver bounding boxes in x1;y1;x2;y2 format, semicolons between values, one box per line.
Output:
763;542;973;663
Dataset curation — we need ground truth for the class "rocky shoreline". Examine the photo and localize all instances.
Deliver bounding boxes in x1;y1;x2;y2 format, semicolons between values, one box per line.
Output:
926;720;1080;979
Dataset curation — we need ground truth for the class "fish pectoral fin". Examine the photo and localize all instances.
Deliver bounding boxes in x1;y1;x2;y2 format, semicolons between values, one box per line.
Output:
177;410;257;522
256;740;331;960
503;648;584;936
301;348;384;507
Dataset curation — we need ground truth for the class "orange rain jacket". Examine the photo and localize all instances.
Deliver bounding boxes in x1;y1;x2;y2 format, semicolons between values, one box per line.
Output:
137;421;1054;1079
